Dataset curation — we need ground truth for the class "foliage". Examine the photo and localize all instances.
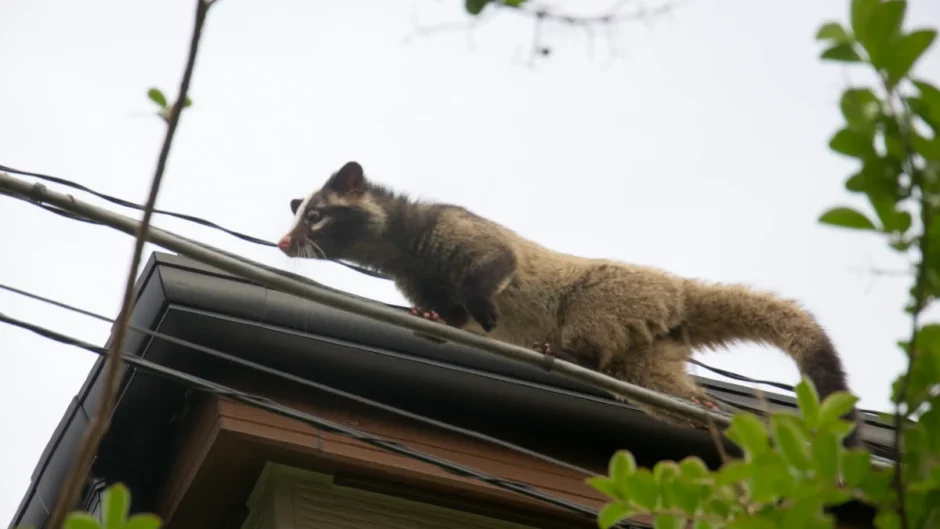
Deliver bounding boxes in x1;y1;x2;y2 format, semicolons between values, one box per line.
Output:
590;379;890;529
590;0;940;528
63;484;162;529
14;483;163;529
147;87;193;123
464;0;528;16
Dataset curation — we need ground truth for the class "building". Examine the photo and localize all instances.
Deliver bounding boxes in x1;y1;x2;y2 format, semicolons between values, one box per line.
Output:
9;252;895;529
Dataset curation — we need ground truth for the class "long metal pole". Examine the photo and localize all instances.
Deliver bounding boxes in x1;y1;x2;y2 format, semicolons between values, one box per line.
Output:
0;171;738;428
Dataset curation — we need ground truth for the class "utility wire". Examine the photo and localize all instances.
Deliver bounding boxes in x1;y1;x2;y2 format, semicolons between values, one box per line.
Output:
0;163;388;280
0;171;738;432
0;281;596;477
0;165;835;405
0;311;645;528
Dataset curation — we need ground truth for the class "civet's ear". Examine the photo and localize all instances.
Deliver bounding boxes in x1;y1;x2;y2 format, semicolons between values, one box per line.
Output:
290;198;303;215
324;161;366;196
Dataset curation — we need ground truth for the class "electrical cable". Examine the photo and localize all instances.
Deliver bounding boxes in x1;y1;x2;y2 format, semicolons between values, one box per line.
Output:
0;281;597;477
0;169;891;434
0;173;738;433
24;193;890;420
0;311;645;527
0;164;846;401
0;163;388;280
4;175;821;401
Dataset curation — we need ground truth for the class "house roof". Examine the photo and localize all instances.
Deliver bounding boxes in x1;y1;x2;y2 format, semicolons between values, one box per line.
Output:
8;251;896;529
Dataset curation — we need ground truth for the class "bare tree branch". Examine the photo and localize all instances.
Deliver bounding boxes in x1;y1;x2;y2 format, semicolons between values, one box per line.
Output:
45;1;217;527
405;0;684;65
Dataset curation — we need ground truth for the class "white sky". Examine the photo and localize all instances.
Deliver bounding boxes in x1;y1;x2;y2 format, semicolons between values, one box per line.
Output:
2;0;939;523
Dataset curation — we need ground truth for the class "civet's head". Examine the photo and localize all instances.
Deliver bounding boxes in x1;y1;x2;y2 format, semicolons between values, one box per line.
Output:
277;161;389;260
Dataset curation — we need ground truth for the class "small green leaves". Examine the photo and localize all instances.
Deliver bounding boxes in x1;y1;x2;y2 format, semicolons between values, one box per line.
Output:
626;469;659;510
103;483;130;529
885;29;937;87
771;415;813;471
850;0;879;44
65;513;102;529
828;128;874;158
842;449;872;487
795;378;822;429
861;0;906;67
820;44;863;62
725;413;769;460
818;207;877;230
840;88;881;133
465;0;527;15
816;22;851;43
818;392;859;426
610;450;636;487
597;503;631;529
124;516;162;529
652;514;685;529
147;88;167;108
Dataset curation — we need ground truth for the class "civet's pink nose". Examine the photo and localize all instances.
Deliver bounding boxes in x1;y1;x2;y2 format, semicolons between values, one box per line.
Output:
277;235;291;253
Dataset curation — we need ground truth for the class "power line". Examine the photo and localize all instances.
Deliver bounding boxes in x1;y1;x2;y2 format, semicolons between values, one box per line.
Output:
0;163;850;403
0;280;596;477
0;171;737;432
0;310;647;528
0;163;387;280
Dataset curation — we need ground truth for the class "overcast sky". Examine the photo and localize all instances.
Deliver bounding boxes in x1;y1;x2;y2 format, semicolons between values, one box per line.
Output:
2;0;939;523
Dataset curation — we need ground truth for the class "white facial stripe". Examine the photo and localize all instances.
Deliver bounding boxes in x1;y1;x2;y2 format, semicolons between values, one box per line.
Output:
287;190;316;233
309;217;331;232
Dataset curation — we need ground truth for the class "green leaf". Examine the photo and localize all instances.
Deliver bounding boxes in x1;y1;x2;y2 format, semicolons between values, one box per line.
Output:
610;451;636;489
598;503;631;529
587;476;620;500
147;88;167;108
625;469;659;510
816;22;851;43
64;513;102;529
861;0;907;67
465;0;488;15
820;44;863;62
842;449;871;487
725;413;769;460
850;0;879;44
913;79;940;126
653;514;685;529
886;30;938;87
840;88;881;133
913;131;940;161
874;510;902;529
829;128;874;157
728;516;778;529
795;378;821;429
693;520;716;529
771;415;813;471
812;429;840;482
716;460;751;486
818;207;877;230
102;483;130;528
124;514;163;529
678;456;709;479
182;96;193;108
818;392;859;425
782;497;825;529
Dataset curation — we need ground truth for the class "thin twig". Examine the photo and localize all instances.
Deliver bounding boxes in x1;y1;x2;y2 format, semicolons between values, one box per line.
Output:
45;1;216;527
406;0;681;63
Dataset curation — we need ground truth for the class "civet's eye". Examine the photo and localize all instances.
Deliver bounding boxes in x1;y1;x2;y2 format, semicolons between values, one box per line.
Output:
305;209;321;224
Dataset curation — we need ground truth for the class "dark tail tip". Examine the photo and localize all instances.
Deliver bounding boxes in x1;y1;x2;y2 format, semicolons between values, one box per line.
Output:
800;332;863;448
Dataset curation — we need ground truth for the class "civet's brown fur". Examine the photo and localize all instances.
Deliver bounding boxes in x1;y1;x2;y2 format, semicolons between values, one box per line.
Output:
278;161;863;447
